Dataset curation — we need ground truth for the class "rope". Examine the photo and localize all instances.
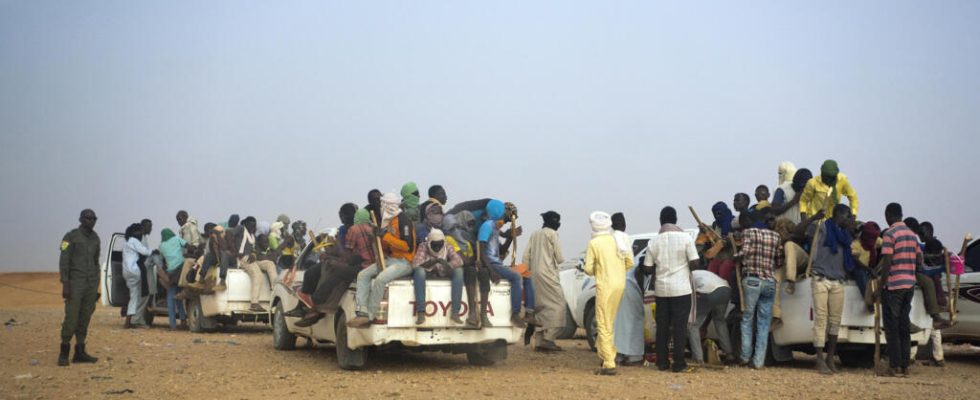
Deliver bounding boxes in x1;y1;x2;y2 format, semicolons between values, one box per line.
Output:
0;281;61;296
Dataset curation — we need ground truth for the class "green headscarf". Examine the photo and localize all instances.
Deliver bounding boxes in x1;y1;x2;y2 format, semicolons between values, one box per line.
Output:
161;228;176;242
400;182;421;222
821;159;840;202
354;208;371;225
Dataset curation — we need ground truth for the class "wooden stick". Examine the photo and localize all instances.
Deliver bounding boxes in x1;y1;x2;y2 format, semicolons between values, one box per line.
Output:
805;221;823;278
872;279;882;376
729;236;745;312
509;215;518;267
953;233;971;323
945;249;953;321
370;213;388;271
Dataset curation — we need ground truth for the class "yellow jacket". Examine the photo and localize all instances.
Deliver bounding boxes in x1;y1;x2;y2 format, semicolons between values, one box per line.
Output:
799;173;859;219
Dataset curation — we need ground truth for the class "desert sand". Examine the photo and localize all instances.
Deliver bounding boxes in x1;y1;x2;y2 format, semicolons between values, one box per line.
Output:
1;272;978;400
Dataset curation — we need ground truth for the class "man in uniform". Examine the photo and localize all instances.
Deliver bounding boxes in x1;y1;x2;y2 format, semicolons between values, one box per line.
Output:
58;209;101;366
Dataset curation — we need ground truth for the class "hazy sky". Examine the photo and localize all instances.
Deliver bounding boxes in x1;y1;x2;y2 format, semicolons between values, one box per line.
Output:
1;1;978;271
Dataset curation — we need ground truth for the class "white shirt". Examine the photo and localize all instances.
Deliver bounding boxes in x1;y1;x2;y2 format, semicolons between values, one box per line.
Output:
644;231;699;297
775;182;801;224
692;270;729;294
123;237;151;280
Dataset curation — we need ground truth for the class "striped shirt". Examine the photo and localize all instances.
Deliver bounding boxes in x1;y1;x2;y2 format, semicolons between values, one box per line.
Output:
881;222;920;290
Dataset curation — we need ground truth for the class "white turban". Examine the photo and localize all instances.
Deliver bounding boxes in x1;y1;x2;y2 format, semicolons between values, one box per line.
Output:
778;161;797;186
381;192;402;228
426;228;448;259
589;211;612;237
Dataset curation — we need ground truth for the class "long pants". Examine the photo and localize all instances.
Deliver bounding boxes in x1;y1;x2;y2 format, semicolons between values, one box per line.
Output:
883;288;913;369
301;264;321;295
312;264;361;310
812;277;844;348
166;285;187;329
131;295;150;325
413;267;465;315
656;295;692;372
595;284;624;369
852;268;871;300
740;276;775;367
774;242;809;320
930;329;944;361
917;273;944;316
463;265;491;315
523;277;535;311
355;259;412;318
199;254;233;283
490;264;524;314
124;274;142;317
689;287;733;363
242;260;278;303
61;277;98;344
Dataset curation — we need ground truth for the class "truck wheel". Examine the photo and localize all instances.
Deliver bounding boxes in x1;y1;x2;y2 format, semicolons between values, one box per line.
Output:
554;307;578;340
584;302;597;352
467;341;508;366
187;298;217;333
273;302;297;350
838;348;875;368
335;312;367;370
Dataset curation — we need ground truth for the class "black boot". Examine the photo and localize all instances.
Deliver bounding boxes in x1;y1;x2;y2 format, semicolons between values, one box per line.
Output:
815;348;831;375
73;343;98;363
58;343;70;367
825;335;839;374
464;283;480;329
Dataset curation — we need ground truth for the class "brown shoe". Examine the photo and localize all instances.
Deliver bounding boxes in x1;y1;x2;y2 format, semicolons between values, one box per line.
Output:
510;314;527;328
346;315;371;328
595;368;618;376
450;314;464;325
535;340;563;352
415;313;426;325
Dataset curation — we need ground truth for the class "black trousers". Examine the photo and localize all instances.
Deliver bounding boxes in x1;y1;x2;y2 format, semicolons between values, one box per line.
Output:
883;288;913;368
655;294;692;372
312;265;361;306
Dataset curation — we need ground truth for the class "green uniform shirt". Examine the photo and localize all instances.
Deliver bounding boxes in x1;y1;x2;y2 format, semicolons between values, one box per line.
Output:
59;228;101;285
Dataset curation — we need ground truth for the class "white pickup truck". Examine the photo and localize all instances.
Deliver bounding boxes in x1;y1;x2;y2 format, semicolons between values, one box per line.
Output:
271;240;523;370
100;233;272;332
559;231;934;367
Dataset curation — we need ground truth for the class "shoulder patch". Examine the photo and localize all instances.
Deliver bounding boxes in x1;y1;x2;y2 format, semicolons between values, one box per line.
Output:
61;240;70;251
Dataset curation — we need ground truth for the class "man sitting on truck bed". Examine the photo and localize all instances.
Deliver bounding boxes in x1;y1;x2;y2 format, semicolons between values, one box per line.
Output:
233;217;279;312
348;192;417;328
412;228;465;325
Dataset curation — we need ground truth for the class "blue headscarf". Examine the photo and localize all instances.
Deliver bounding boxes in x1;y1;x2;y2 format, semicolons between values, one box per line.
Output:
823;218;855;272
711;202;734;236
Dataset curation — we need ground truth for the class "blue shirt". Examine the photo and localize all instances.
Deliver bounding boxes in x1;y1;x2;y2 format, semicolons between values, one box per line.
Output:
478;220;503;268
159;236;186;272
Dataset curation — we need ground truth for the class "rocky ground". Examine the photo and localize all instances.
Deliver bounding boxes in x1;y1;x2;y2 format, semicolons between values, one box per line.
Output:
2;272;979;400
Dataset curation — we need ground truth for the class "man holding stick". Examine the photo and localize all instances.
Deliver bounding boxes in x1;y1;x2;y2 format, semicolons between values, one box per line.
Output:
877;202;921;377
808;204;854;374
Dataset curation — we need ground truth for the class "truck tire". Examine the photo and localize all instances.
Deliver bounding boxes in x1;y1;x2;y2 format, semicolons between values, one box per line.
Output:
273;302;297;350
467;340;508;366
187;298;218;333
554;307;578;340
335;312;367;370
838;347;875;368
584;301;597;352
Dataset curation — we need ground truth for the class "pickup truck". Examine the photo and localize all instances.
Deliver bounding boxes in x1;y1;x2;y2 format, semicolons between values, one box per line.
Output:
559;231;934;367
100;233;272;332
271;239;523;370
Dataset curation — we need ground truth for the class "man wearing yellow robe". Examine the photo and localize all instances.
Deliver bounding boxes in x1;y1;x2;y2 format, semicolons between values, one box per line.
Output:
584;211;634;375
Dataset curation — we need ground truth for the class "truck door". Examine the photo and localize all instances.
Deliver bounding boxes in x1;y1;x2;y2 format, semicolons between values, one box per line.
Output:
101;233;129;307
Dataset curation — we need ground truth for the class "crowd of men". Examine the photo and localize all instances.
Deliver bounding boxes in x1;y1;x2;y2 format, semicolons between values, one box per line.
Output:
56;160;960;378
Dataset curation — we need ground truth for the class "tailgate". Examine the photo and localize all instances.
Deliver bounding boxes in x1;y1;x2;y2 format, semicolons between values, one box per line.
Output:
385;280;513;328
